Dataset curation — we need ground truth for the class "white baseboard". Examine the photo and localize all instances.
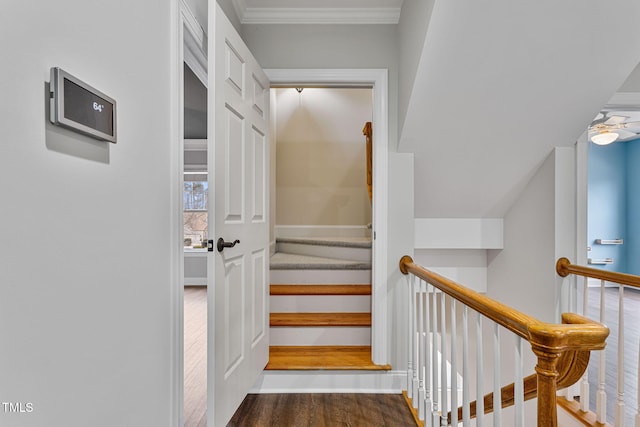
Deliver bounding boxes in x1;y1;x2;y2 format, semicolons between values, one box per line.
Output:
184;278;206;286
275;225;371;239
249;370;407;394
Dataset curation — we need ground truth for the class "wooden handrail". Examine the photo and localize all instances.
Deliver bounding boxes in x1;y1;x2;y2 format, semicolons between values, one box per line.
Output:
362;122;372;204
557;256;640;288
556;257;636;426
400;256;610;426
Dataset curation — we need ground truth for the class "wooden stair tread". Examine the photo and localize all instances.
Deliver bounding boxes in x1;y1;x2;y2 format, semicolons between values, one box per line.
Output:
266;346;391;371
270;284;371;296
270;312;371;327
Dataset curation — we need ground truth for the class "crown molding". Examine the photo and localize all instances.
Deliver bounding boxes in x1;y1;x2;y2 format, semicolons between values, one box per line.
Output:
239;7;400;25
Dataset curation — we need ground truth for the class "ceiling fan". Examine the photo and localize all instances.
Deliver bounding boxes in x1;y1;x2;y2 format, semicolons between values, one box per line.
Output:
589;111;640;145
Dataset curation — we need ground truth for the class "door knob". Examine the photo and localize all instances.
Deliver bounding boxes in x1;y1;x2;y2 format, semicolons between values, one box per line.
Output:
216;238;240;252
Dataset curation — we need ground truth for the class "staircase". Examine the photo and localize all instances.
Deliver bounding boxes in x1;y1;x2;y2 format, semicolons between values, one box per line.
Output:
267;237;390;371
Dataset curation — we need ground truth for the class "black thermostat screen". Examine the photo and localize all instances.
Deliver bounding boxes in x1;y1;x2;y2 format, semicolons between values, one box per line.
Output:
63;78;114;136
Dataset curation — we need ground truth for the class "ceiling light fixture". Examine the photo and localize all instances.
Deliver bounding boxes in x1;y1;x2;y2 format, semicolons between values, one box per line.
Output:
591;131;619;145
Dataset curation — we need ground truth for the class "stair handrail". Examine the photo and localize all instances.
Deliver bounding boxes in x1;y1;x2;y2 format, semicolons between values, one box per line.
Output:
556;256;640;288
400;255;610;426
362;121;372;204
556;256;640;425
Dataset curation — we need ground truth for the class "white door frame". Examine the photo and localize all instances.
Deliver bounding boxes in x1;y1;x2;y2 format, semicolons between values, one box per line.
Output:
170;1;208;425
265;68;389;364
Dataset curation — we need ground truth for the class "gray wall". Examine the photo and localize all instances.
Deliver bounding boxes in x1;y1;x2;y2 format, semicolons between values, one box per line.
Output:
619;62;640;92
487;147;576;323
0;1;175;426
397;0;436;143
216;0;241;34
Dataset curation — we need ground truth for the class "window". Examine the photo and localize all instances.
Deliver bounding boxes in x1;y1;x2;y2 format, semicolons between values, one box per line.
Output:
184;178;208;248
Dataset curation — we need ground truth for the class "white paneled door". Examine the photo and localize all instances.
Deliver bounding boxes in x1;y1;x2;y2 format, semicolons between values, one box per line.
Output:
207;4;270;426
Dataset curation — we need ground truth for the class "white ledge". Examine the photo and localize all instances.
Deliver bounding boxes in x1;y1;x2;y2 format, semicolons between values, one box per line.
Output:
414;218;503;250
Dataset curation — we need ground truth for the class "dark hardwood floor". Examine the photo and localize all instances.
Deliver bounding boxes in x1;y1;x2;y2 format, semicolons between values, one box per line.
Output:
228;393;417;427
184;287;416;427
585;286;640;425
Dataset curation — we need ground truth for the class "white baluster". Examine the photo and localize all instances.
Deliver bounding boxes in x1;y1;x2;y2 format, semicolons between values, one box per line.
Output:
441;293;448;427
418;279;426;419
425;282;433;427
615;285;625;427
514;335;524;427
412;279;419;406
432;288;440;427
477;314;484;427
580;276;590;412
493;322;501;427
451;299;458;426
407;274;414;400
462;306;471;426
596;279;607;424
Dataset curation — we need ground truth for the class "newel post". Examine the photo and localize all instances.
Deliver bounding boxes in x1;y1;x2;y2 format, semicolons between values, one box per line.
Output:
530;343;561;427
529;324;563;427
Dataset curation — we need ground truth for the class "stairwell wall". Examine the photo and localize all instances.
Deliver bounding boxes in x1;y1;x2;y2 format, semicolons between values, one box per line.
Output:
273;87;373;227
397;0;436;144
487;147;576;324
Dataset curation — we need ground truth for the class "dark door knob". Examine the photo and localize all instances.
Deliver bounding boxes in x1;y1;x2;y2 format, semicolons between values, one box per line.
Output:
216;238;240;252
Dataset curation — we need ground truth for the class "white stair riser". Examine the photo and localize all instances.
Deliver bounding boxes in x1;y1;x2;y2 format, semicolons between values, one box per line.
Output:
275;225;371;239
270;295;371;313
271;269;371;284
270;326;371;346
277;242;371;262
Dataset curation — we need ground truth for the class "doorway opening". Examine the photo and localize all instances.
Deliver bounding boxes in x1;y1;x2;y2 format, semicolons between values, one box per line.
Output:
265;69;389;366
268;86;375;368
179;7;208;426
183;63;208;427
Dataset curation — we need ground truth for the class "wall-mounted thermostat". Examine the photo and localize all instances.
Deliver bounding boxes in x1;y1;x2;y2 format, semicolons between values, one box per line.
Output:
50;67;117;143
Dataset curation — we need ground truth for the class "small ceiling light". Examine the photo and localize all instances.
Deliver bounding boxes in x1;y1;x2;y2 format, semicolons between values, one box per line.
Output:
295;88;303;93
591;131;619;145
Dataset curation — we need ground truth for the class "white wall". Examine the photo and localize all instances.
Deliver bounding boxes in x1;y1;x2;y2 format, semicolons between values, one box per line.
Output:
397;0;436;143
0;2;175;426
387;153;414;367
487;147;576;322
275;87;372;226
216;0;241;34
619;62;640;92
243;24;414;368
